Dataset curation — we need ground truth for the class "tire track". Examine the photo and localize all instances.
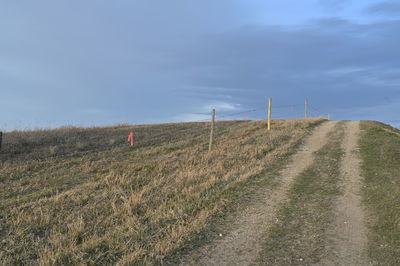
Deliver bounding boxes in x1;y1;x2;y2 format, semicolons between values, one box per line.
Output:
321;121;370;265
179;121;338;266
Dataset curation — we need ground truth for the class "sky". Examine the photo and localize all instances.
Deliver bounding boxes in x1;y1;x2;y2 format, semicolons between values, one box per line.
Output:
1;0;400;130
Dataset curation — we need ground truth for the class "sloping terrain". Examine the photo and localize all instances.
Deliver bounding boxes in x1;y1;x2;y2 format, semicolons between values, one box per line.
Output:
3;119;398;265
182;120;397;265
359;121;400;265
180;121;337;265
0;119;322;265
0;122;215;165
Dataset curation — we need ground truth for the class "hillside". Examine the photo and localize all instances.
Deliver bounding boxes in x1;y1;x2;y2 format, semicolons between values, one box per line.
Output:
358;121;400;265
0;122;215;164
0;119;323;265
2;119;399;265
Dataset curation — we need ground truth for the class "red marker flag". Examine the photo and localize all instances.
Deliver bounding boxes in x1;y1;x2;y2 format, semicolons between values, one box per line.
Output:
127;132;135;146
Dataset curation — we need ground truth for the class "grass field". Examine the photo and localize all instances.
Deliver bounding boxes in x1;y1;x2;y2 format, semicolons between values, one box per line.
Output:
0;119;323;265
0;122;214;165
359;121;400;265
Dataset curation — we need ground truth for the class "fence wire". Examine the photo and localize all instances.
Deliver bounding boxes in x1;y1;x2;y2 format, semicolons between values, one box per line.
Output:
0;102;328;168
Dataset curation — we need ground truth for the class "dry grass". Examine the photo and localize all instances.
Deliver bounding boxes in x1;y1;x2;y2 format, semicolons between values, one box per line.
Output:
0;119;323;265
359;121;400;265
0;122;214;164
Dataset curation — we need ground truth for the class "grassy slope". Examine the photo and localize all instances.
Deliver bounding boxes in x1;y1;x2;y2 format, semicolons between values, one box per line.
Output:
359;121;400;265
259;122;345;265
0;119;323;265
0;122;214;164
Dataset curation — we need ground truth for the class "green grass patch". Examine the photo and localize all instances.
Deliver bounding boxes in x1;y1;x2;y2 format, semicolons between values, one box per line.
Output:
258;122;345;265
359;121;400;265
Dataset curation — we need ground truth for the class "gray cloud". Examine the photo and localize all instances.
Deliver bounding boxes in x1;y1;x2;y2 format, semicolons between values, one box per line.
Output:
366;1;400;16
171;18;400;114
1;1;400;129
318;0;350;11
0;1;244;128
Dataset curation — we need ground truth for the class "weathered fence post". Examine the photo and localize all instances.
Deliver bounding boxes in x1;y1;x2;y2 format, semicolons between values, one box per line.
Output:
267;98;272;131
0;131;2;151
305;98;309;119
208;109;215;152
328;113;331;121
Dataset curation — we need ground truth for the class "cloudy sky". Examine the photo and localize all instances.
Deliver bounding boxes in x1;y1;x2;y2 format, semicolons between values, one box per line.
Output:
1;0;400;130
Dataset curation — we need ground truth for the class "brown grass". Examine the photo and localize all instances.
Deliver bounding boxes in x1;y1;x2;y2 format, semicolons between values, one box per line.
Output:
0;119;323;265
0;122;215;164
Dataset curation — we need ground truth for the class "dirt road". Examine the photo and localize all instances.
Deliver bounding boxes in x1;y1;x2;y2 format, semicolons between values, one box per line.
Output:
179;121;338;266
322;121;370;265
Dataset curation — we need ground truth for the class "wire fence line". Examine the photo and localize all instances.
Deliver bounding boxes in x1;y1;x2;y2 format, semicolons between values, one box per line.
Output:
215;104;326;121
0;101;329;168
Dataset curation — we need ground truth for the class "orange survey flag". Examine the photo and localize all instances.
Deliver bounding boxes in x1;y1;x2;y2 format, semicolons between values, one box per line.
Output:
128;132;135;145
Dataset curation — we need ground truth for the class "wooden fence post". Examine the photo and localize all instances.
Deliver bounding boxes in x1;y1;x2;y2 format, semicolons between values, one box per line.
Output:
328;113;331;121
267;98;272;131
0;131;2;151
305;98;309;119
208;109;215;152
